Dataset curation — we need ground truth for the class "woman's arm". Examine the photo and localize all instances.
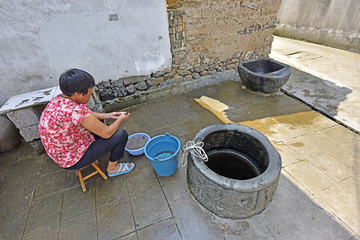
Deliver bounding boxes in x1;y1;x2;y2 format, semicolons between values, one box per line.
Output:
92;111;127;120
80;112;130;139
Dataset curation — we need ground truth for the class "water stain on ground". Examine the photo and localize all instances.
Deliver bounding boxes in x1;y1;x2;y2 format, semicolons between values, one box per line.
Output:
195;95;324;140
289;142;305;147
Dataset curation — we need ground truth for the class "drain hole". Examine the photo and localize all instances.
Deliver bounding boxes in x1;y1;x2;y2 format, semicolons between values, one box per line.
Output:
240;199;247;205
205;149;260;180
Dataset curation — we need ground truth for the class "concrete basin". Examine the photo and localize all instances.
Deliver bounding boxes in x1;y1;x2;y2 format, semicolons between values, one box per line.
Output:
238;58;291;94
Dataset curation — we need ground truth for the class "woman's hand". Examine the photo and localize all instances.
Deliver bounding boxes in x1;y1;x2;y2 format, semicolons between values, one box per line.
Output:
81;112;130;138
107;112;129;120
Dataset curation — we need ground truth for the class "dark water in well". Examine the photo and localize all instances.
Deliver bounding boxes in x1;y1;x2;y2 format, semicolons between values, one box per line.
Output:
206;149;260;180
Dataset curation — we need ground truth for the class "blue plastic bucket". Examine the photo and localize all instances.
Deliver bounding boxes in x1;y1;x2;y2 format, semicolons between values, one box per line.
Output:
144;133;181;177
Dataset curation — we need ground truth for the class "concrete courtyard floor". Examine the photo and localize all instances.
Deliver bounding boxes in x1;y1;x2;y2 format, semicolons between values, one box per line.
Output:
1;38;360;240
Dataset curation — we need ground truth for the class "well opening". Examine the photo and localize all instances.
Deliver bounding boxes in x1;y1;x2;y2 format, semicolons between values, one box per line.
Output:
202;130;269;180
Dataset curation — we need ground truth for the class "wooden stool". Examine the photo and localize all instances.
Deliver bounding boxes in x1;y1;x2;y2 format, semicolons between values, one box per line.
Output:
75;161;108;192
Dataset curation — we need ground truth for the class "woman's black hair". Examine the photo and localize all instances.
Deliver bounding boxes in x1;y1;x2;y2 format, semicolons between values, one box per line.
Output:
59;69;95;96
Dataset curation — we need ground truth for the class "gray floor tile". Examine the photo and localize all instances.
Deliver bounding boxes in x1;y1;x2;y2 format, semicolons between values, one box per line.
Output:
130;187;172;229
97;198;135;240
24;191;63;236
40;154;62;175
126;160;160;195
168;118;202;137
116;232;138;240
163;107;192;125
0;154;42;193
213;214;274;240
34;170;66;198
137;218;181;240
168;191;223;240
261;182;355;240
158;164;187;204
22;223;60;240
95;174;128;207
62;181;96;219
59;210;97;240
0;150;20;172
64;169;81;189
0;218;26;240
0;155;43;240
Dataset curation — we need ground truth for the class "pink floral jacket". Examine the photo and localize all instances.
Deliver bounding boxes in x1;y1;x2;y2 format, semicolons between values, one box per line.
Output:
39;94;95;168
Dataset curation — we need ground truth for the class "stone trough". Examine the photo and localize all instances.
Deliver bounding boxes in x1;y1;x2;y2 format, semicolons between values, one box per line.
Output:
187;124;282;219
238;58;291;94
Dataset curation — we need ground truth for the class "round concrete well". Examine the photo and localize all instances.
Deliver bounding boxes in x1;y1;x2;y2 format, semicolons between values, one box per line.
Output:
187;123;281;219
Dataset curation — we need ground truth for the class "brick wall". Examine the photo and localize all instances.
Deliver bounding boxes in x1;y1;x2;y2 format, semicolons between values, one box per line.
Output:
96;0;281;104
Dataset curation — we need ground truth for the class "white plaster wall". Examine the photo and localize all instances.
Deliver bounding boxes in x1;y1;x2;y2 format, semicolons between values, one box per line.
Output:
0;0;172;106
277;0;360;32
276;0;360;53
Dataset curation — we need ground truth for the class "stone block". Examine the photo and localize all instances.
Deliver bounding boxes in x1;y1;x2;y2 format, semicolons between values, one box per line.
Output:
173;10;185;16
126;84;136;94
208;70;217;75
113;87;127;98
163;72;175;80
135;81;148;90
174;76;184;84
152;68;172;78
97;80;111;88
149;77;164;86
226;64;237;70
199;71;208;76
111;79;124;88
98;88;114;101
123;76;151;85
20;125;40;142
7;104;45;129
185;75;193;81
194;64;209;72
192;73;201;79
176;69;191;76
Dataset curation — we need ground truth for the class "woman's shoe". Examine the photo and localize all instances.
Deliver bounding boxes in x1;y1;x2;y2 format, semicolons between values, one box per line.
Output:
108;163;135;177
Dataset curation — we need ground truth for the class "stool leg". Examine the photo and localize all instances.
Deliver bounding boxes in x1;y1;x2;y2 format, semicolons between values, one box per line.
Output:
77;170;87;192
92;162;108;180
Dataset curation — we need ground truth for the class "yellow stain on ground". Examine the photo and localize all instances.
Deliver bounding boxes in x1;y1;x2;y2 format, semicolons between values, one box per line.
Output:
194;96;235;123
194;95;328;141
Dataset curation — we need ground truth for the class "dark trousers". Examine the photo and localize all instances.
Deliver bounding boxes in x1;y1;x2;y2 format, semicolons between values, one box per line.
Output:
66;129;128;170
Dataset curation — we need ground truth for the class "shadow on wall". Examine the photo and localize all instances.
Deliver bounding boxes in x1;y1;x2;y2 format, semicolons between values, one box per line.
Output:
281;67;352;117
